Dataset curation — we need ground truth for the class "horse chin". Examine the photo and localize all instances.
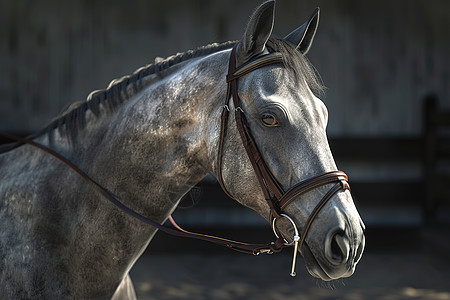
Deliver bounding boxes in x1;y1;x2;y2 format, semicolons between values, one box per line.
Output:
301;243;355;281
301;243;332;281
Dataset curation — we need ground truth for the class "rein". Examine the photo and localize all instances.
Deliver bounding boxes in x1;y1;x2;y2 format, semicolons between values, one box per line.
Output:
0;133;286;256
0;43;349;276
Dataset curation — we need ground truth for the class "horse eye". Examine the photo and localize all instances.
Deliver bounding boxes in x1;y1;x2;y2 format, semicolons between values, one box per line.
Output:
261;114;278;127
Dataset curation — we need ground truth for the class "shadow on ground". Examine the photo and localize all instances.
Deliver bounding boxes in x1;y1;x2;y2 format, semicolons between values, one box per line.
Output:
130;225;450;300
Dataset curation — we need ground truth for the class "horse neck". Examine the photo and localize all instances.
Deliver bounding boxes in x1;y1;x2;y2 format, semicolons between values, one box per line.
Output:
40;49;229;220
0;48;230;297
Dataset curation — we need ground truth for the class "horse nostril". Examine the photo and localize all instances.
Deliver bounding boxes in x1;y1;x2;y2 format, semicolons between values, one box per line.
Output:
326;230;350;265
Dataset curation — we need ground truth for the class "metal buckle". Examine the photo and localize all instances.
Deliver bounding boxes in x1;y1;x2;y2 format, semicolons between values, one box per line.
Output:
254;248;274;256
272;213;301;277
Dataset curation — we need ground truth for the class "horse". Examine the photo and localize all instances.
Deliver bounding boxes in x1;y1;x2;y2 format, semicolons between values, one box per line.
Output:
0;1;365;298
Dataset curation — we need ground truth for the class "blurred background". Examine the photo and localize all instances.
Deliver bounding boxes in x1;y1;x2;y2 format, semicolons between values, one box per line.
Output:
1;0;449;299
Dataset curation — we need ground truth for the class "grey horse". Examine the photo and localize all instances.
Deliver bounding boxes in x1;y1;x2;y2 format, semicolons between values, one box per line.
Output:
0;1;365;298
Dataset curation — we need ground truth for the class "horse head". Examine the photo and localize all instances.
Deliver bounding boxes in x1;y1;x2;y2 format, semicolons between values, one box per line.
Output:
214;0;365;281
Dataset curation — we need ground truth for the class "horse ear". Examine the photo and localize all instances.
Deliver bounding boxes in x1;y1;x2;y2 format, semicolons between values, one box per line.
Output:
283;7;320;55
236;0;275;66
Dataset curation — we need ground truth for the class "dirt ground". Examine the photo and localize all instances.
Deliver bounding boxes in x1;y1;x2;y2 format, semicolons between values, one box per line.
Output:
129;226;450;300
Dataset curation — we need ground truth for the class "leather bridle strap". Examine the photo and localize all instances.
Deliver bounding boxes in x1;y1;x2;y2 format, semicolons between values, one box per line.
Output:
278;171;349;254
217;45;286;215
216;51;285;202
279;171;349;211
299;180;348;253
0;132;287;255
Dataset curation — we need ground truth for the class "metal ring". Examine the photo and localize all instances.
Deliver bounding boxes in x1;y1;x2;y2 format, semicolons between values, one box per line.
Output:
271;213;300;246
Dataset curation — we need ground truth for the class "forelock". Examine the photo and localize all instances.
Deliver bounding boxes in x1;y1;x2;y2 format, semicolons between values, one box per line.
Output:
266;38;325;97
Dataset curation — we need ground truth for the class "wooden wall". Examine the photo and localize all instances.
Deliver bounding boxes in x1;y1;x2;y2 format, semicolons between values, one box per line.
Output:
1;0;449;136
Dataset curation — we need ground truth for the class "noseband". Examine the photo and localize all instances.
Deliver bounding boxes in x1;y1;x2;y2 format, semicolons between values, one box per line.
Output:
216;44;350;275
0;43;350;277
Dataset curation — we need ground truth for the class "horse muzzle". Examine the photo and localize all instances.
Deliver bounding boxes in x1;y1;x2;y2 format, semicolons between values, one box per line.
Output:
301;216;366;281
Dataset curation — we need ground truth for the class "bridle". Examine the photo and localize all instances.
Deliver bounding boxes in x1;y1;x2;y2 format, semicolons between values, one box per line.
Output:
216;43;350;275
0;42;349;277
